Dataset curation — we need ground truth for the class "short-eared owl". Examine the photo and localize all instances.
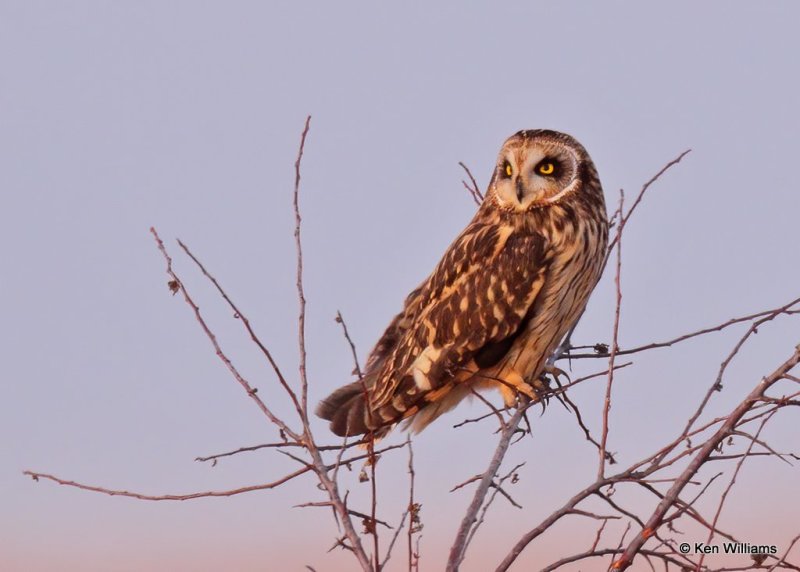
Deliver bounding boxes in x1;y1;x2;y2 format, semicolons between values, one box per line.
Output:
318;130;608;437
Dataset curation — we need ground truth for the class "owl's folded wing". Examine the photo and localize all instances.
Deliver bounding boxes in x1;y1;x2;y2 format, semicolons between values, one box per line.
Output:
370;222;550;410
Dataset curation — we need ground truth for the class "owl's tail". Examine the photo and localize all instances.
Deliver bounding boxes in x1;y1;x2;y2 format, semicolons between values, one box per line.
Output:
316;379;381;438
316;374;468;438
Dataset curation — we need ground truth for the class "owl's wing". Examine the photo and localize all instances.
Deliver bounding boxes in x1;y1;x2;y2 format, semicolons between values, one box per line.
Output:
363;284;424;374
370;222;549;410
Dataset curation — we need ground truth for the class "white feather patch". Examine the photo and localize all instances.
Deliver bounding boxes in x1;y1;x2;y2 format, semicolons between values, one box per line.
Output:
410;346;442;391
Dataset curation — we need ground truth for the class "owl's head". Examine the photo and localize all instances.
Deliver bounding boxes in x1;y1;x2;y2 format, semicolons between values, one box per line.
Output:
487;130;601;212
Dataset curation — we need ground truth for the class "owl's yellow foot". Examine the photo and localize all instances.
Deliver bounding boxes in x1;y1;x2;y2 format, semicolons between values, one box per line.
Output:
498;369;538;407
498;366;569;408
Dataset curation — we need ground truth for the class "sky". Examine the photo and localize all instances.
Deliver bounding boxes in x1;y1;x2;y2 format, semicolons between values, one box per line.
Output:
2;2;799;571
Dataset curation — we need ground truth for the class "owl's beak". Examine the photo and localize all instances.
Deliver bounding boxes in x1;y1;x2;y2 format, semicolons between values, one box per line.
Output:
515;178;525;202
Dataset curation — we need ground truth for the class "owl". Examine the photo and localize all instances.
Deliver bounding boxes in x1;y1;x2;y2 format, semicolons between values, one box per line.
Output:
317;130;608;438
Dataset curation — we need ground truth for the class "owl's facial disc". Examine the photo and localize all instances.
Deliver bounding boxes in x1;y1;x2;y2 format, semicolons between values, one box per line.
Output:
492;139;581;211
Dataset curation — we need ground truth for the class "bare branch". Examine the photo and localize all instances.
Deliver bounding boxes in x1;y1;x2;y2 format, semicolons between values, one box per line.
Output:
563;298;800;360
541;548;690;572
697;411;777;570
458;161;483;206
679;301;800;439
598;189;625;479
294;115;312;418
336;310;364;380
407;437;421;572
294;501;393;530
768;534;800;572
23;469;310;501
195;440;360;464
447;405;530;571
606;149;691;255
611;345;800;570
149;227;300;441
177;239;303;419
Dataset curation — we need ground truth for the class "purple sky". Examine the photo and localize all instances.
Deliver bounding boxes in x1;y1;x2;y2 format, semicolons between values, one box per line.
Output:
3;2;799;571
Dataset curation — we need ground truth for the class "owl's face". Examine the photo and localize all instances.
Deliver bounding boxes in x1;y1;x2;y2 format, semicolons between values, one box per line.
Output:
488;130;593;212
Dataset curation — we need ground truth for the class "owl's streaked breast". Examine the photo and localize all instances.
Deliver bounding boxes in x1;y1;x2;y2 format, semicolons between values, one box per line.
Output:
486;213;607;391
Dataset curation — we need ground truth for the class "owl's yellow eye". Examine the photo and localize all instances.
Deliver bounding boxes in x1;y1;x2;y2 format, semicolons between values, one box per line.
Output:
538;162;555;176
504;162;512;177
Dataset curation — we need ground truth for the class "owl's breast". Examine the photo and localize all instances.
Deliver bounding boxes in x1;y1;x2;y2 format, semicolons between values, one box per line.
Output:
492;218;607;382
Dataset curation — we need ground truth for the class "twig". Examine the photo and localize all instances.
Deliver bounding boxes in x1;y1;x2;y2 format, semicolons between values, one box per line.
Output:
590;519;609;552
294;501;393;530
564;299;800;360
150;227;300;441
380;510;408;571
336;310;364;379
288;116;372;571
335;310;378;569
540;548;690;572
177;239;303;419
294;115;311;418
598;190;624;479
462;463;525;555
447;405;530;571
606;149;691;255
195;440;364;464
696;411;777;571
407;437;420;572
23;469;309;501
458;161;483;206
679;300;800;439
768;534;800;572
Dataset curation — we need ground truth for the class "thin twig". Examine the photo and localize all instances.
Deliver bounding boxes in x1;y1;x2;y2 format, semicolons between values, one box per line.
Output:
150;227;300;441
336;310;364;379
564;299;800;360
287;116;372;571
458;161;483;206
195;440;364;464
177;239;303;418
767;534;800;572
294;115;311;419
696;410;777;570
335;310;378;569
294;501;393;530
598;190;624;479
679;300;800;439
407;437;420;572
606;149;691;255
23;469;309;501
447;405;530;571
380;510;408;571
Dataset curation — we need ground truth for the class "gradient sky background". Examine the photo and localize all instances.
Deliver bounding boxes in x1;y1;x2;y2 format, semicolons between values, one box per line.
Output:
3;2;800;571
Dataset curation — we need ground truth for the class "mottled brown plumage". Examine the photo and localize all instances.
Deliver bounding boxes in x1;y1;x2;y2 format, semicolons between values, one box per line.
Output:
317;130;608;437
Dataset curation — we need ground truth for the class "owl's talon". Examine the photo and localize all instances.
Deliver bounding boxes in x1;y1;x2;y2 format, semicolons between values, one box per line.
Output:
498;369;538;407
540;365;570;388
